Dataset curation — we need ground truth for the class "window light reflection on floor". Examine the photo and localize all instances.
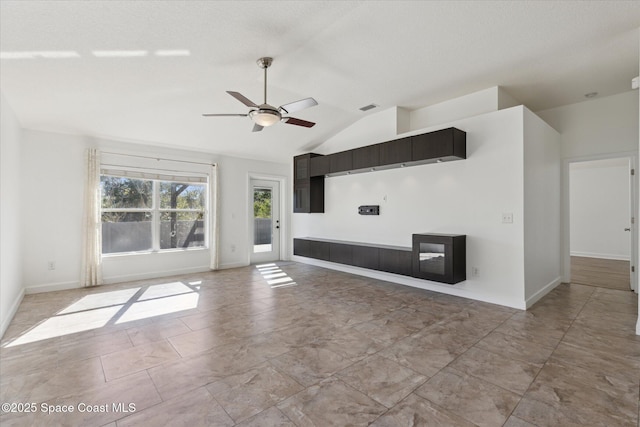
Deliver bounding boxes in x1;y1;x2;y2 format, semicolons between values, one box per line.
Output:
3;281;200;348
256;263;297;288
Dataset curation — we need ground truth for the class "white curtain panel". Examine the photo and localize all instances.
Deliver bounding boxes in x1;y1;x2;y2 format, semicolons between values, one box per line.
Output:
209;164;220;270
81;148;103;286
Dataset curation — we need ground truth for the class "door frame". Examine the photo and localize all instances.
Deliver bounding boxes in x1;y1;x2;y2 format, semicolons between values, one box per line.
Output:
247;173;287;265
562;151;638;292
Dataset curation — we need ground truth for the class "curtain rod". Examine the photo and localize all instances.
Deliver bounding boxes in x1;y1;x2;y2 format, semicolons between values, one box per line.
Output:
101;151;217;167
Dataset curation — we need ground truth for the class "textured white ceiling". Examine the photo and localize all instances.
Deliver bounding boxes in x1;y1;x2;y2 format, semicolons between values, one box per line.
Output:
1;1;638;162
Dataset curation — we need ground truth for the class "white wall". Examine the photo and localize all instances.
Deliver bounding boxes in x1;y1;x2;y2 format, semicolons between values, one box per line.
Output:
20;130;86;292
538;91;639;287
523;109;562;304
293;106;538;309
410;86;520;130
217;154;291;268
1;93;24;337
570;159;631;260
537;91;639;159
19;129;289;293
312;107;402;155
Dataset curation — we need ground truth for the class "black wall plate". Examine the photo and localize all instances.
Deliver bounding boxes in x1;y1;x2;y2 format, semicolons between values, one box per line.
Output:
358;205;380;215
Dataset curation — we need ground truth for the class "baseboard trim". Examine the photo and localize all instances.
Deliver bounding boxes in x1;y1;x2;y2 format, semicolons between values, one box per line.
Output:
570;252;630;261
25;280;80;294
525;276;563;309
1;287;25;339
291;256;526;310
218;261;249;270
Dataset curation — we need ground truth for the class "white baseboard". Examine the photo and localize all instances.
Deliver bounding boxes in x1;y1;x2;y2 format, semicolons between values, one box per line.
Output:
291;256;526;310
218;261;249;270
570;251;630;261
25;280;80;294
1;287;25;339
525;276;563;309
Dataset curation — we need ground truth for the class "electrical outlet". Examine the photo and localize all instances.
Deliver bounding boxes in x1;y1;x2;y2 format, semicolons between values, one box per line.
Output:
231;244;236;252
471;266;479;277
501;212;513;224
48;261;56;270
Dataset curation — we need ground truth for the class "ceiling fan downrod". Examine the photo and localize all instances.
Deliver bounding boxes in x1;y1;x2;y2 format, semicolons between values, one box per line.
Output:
257;57;273;105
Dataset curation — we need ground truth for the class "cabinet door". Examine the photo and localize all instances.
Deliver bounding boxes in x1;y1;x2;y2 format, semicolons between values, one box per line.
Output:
379;137;412;166
411;128;453;161
310;241;331;261
309;155;329;177
293;239;311;257
293;183;310;213
330;243;353;265
309;177;325;213
294;155;310;182
379;248;412;276
352;246;379;269
329;151;353;173
352;145;380;170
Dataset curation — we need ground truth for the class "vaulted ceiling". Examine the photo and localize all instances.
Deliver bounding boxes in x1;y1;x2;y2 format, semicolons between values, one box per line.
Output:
1;1;638;162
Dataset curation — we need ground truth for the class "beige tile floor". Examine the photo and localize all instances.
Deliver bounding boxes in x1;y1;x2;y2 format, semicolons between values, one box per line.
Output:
0;261;638;426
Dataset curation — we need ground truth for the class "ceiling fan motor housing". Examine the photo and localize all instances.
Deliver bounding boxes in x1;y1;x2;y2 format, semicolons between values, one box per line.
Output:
250;105;281;126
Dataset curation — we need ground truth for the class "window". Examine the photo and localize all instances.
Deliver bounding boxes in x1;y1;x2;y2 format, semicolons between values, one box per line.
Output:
100;174;207;255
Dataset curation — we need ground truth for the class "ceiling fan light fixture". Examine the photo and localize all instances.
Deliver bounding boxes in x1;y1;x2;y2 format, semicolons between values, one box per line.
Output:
250;108;281;127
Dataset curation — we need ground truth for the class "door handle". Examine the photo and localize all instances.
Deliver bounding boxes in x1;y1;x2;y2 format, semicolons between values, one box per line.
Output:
624;228;631;231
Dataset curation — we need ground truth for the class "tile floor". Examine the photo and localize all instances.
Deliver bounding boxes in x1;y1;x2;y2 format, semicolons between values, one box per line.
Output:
0;261;638;426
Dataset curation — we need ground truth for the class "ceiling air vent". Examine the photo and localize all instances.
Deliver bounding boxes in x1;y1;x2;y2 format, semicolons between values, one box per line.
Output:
359;103;378;112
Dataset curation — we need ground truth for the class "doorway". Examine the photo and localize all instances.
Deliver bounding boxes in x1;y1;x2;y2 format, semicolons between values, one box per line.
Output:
249;178;281;264
568;156;635;291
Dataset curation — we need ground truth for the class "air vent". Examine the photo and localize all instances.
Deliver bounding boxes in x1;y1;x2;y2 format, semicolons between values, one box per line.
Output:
359;103;378;112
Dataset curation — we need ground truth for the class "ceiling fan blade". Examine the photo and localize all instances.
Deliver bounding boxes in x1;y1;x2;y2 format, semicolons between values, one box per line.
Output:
279;97;318;114
252;123;264;132
202;113;248;117
227;91;259;108
283;117;316;128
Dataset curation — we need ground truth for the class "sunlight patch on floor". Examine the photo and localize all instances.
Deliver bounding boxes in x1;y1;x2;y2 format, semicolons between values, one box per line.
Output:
3;281;200;348
256;263;297;289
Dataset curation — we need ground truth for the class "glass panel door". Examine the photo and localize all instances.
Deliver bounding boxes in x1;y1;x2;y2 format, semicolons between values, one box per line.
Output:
253;187;273;253
249;179;280;263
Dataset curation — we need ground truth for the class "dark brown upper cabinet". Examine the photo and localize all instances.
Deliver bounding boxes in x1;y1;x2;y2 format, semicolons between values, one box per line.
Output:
411;128;466;162
293;128;465;212
309;155;330;177
329;150;353;174
352;144;380;170
379;137;412;166
293;153;324;213
294;154;310;182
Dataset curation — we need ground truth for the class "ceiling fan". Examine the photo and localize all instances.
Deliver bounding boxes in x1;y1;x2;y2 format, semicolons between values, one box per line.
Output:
203;57;318;132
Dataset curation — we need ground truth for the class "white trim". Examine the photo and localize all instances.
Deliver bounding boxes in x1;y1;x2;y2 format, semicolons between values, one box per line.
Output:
562;151;639;292
570;251;630;261
247;172;288;264
525;276;563;309
25;280;81;294
1;288;25;338
219;261;250;270
292;256;526;310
